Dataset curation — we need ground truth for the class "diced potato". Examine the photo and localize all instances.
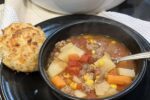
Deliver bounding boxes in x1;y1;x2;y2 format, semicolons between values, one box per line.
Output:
74;90;87;98
95;81;110;96
117;68;135;77
58;43;85;62
94;52;116;72
47;59;67;78
60;43;73;52
106;88;118;96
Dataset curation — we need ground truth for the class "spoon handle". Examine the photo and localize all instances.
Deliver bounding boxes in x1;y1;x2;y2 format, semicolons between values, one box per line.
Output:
115;51;150;63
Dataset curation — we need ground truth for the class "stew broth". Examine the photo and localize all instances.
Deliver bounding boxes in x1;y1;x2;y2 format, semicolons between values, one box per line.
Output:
46;34;136;98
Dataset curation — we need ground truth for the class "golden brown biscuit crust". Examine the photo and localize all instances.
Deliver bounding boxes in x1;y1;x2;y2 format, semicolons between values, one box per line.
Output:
0;23;46;72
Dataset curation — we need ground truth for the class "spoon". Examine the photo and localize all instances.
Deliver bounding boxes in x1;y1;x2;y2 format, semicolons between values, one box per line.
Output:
113;51;150;63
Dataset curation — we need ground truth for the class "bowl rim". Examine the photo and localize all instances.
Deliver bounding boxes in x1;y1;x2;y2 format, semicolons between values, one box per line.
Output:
39;19;147;100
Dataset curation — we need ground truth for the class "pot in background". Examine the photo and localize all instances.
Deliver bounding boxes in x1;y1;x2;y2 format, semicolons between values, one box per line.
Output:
39;17;147;100
31;0;125;14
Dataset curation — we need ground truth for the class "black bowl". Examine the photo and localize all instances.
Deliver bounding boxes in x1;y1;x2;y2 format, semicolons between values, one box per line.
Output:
39;18;147;100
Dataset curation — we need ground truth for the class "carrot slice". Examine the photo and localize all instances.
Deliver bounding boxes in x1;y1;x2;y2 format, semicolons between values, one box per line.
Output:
107;75;132;85
51;75;66;88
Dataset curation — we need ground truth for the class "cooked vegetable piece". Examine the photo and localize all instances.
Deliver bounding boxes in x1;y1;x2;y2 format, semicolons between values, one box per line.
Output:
83;73;93;80
117;68;135;77
47;59;67;77
58;43;85;62
68;54;80;61
80;53;92;63
85;79;94;86
74;90;87;98
110;84;117;89
51;75;66;88
68;60;81;67
66;66;80;75
48;35;136;98
70;82;77;89
73;76;82;83
94;52;116;72
60;43;73;52
107;75;132;85
95;81;110;96
104;88;118;97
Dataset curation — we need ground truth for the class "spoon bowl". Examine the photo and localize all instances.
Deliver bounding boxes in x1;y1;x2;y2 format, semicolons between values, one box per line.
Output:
39;18;147;100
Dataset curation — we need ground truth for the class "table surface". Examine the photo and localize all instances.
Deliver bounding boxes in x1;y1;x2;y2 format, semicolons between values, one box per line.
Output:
0;0;150;100
110;0;150;21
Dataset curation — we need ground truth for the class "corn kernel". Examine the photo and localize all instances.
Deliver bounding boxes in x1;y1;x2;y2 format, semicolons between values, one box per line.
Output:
63;73;70;78
110;84;117;89
89;39;96;44
90;39;94;43
85;79;94;86
111;41;116;44
84;35;93;39
96;75;100;79
95;75;100;82
70;82;77;89
92;50;95;54
83;74;89;80
98;59;105;66
94;58;105;67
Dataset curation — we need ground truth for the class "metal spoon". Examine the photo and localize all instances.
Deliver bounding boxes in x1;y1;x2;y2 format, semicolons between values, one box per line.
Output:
113;51;150;63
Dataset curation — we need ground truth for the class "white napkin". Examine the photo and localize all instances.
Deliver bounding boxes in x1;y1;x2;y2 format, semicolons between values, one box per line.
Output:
98;12;150;43
0;0;150;43
0;0;61;28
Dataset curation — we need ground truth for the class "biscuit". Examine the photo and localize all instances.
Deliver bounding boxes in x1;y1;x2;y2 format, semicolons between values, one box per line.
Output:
0;23;46;72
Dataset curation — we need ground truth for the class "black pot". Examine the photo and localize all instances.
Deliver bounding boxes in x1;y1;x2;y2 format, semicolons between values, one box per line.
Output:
39;18;147;100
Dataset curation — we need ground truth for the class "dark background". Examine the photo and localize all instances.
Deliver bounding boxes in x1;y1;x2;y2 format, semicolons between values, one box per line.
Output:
110;0;150;21
0;0;3;4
